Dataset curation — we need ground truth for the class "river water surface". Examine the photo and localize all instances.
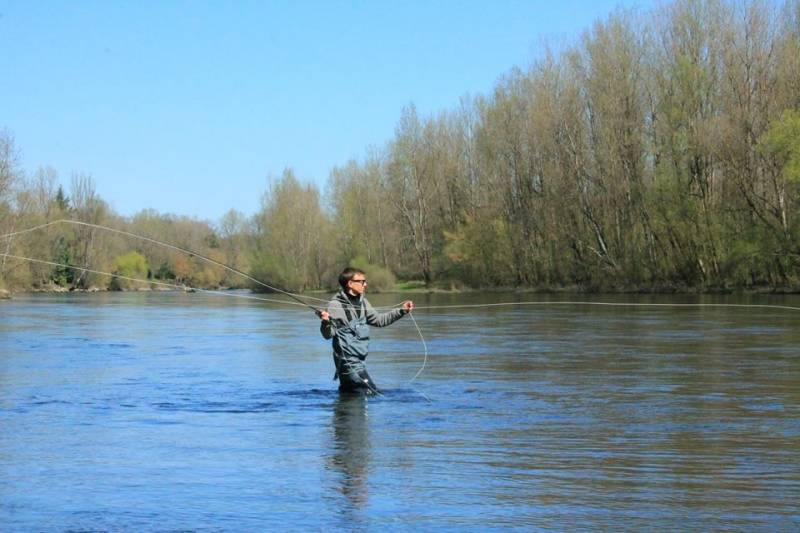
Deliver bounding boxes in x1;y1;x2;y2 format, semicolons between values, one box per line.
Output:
1;292;799;531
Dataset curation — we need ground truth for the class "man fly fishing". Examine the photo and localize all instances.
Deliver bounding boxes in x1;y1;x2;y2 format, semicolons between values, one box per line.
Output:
318;267;413;395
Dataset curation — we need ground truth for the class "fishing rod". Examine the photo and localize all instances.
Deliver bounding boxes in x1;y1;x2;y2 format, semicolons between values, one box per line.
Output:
1;219;327;313
0;219;419;318
0;252;313;307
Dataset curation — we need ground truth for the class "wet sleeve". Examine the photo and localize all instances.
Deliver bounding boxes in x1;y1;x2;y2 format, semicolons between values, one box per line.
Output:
320;319;333;339
364;299;406;327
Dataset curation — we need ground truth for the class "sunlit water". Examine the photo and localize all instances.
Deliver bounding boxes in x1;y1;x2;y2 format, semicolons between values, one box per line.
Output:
1;291;799;531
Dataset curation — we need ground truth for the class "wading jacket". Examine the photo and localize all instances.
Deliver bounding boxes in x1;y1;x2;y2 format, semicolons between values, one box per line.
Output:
320;291;407;374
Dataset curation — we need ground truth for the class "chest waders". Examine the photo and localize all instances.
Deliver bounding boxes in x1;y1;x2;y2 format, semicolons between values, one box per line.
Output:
332;298;380;394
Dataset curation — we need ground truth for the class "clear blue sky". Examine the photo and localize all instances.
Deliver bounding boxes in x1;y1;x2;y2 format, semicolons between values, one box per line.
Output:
1;0;653;222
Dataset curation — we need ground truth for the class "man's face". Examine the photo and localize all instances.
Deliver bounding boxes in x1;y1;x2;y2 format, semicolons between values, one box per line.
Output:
348;275;368;296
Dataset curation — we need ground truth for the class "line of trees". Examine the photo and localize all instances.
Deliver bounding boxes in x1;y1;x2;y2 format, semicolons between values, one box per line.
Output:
0;163;248;292
2;0;799;294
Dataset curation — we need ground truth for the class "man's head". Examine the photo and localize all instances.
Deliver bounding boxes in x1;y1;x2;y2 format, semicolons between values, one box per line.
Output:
339;267;368;296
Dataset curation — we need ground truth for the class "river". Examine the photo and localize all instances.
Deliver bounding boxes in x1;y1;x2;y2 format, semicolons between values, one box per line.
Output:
1;291;799;531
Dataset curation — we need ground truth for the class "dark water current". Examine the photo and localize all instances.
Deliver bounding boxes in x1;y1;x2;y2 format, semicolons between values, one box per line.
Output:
1;292;799;531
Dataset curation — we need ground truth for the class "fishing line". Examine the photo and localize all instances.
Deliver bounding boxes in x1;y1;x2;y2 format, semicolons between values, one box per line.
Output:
6;222;800;316
399;296;798;397
403;301;800;312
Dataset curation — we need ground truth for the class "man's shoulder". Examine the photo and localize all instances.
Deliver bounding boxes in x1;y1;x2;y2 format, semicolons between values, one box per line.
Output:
329;292;346;307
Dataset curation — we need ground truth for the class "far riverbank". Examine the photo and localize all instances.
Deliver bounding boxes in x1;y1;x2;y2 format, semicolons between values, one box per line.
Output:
3;282;800;300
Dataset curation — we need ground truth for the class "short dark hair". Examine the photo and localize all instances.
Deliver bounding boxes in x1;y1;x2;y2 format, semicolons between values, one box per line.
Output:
338;267;365;290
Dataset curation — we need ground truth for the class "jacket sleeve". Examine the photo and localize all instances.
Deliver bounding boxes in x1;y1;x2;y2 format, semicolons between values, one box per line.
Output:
364;299;406;327
320;299;347;339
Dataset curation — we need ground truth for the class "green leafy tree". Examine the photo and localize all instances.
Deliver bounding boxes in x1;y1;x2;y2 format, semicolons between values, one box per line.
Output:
111;251;149;290
348;256;396;292
252;169;331;292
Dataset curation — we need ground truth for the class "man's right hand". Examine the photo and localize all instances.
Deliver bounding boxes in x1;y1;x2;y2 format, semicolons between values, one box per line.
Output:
317;310;330;322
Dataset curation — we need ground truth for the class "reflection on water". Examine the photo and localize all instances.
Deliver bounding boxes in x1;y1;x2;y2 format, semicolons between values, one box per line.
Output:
0;291;799;530
329;393;370;524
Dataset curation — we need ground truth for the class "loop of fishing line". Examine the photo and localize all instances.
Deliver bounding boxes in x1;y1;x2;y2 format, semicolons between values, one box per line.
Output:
407;312;427;383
